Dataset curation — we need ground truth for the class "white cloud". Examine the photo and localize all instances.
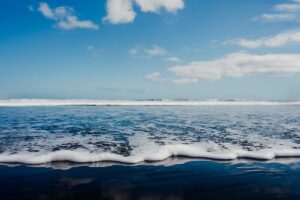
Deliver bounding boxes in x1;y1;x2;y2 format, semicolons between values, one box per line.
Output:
236;1;300;49
254;0;300;22
275;0;300;12
254;13;296;22
103;0;185;24
145;71;197;84
58;16;99;30
165;56;181;62
171;78;198;84
225;30;300;48
38;3;99;30
103;0;136;24
146;72;162;82
145;45;168;57
147;52;300;84
169;52;300;81
39;3;56;19
134;0;184;13
130;45;169;58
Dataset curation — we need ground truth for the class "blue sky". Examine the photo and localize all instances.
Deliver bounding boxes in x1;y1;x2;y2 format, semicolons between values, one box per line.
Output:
1;0;300;100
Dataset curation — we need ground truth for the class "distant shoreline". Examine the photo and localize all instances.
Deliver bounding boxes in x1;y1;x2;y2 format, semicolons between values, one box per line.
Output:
1;99;300;106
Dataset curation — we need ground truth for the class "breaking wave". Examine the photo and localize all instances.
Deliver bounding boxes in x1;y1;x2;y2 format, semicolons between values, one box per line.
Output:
1;143;300;165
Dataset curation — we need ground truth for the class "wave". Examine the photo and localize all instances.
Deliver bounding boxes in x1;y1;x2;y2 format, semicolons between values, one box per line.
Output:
1;144;300;165
1;99;300;106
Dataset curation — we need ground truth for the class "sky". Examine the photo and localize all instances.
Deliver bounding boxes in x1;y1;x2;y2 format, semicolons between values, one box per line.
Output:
1;0;300;100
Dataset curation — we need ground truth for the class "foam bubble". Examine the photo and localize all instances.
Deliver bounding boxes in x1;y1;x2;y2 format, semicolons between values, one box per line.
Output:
1;144;300;165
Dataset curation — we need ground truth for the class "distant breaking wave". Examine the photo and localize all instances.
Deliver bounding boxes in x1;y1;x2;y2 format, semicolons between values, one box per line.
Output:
0;99;300;106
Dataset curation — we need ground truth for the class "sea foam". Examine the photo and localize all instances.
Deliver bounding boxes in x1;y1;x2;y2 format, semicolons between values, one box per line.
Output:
1;144;300;165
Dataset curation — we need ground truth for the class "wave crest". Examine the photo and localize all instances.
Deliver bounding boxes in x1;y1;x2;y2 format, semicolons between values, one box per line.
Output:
1;144;300;165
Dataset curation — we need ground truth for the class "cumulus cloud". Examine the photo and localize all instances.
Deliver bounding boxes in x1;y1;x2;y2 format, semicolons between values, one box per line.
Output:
225;30;300;48
135;0;184;13
38;2;99;30
39;2;57;19
103;0;185;24
254;0;300;22
147;52;300;84
103;0;136;24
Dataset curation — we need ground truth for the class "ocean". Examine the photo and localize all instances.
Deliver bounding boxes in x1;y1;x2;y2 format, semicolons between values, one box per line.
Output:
0;100;300;199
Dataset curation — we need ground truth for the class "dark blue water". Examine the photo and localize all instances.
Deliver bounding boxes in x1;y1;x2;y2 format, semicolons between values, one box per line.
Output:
1;161;300;200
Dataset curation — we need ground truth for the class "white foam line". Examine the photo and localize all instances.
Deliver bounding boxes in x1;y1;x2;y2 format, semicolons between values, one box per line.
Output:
1;145;300;165
0;99;300;107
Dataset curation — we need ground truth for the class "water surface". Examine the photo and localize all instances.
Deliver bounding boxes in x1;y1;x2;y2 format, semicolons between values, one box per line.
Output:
0;105;300;164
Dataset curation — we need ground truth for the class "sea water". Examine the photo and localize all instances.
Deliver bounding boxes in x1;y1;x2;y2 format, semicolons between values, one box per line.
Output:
0;100;300;165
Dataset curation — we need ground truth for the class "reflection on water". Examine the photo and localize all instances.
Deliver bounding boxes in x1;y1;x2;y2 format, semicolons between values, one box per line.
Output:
0;161;300;200
2;157;300;170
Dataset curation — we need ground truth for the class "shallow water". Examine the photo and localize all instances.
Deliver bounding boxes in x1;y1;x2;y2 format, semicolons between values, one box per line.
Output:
0;105;300;164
